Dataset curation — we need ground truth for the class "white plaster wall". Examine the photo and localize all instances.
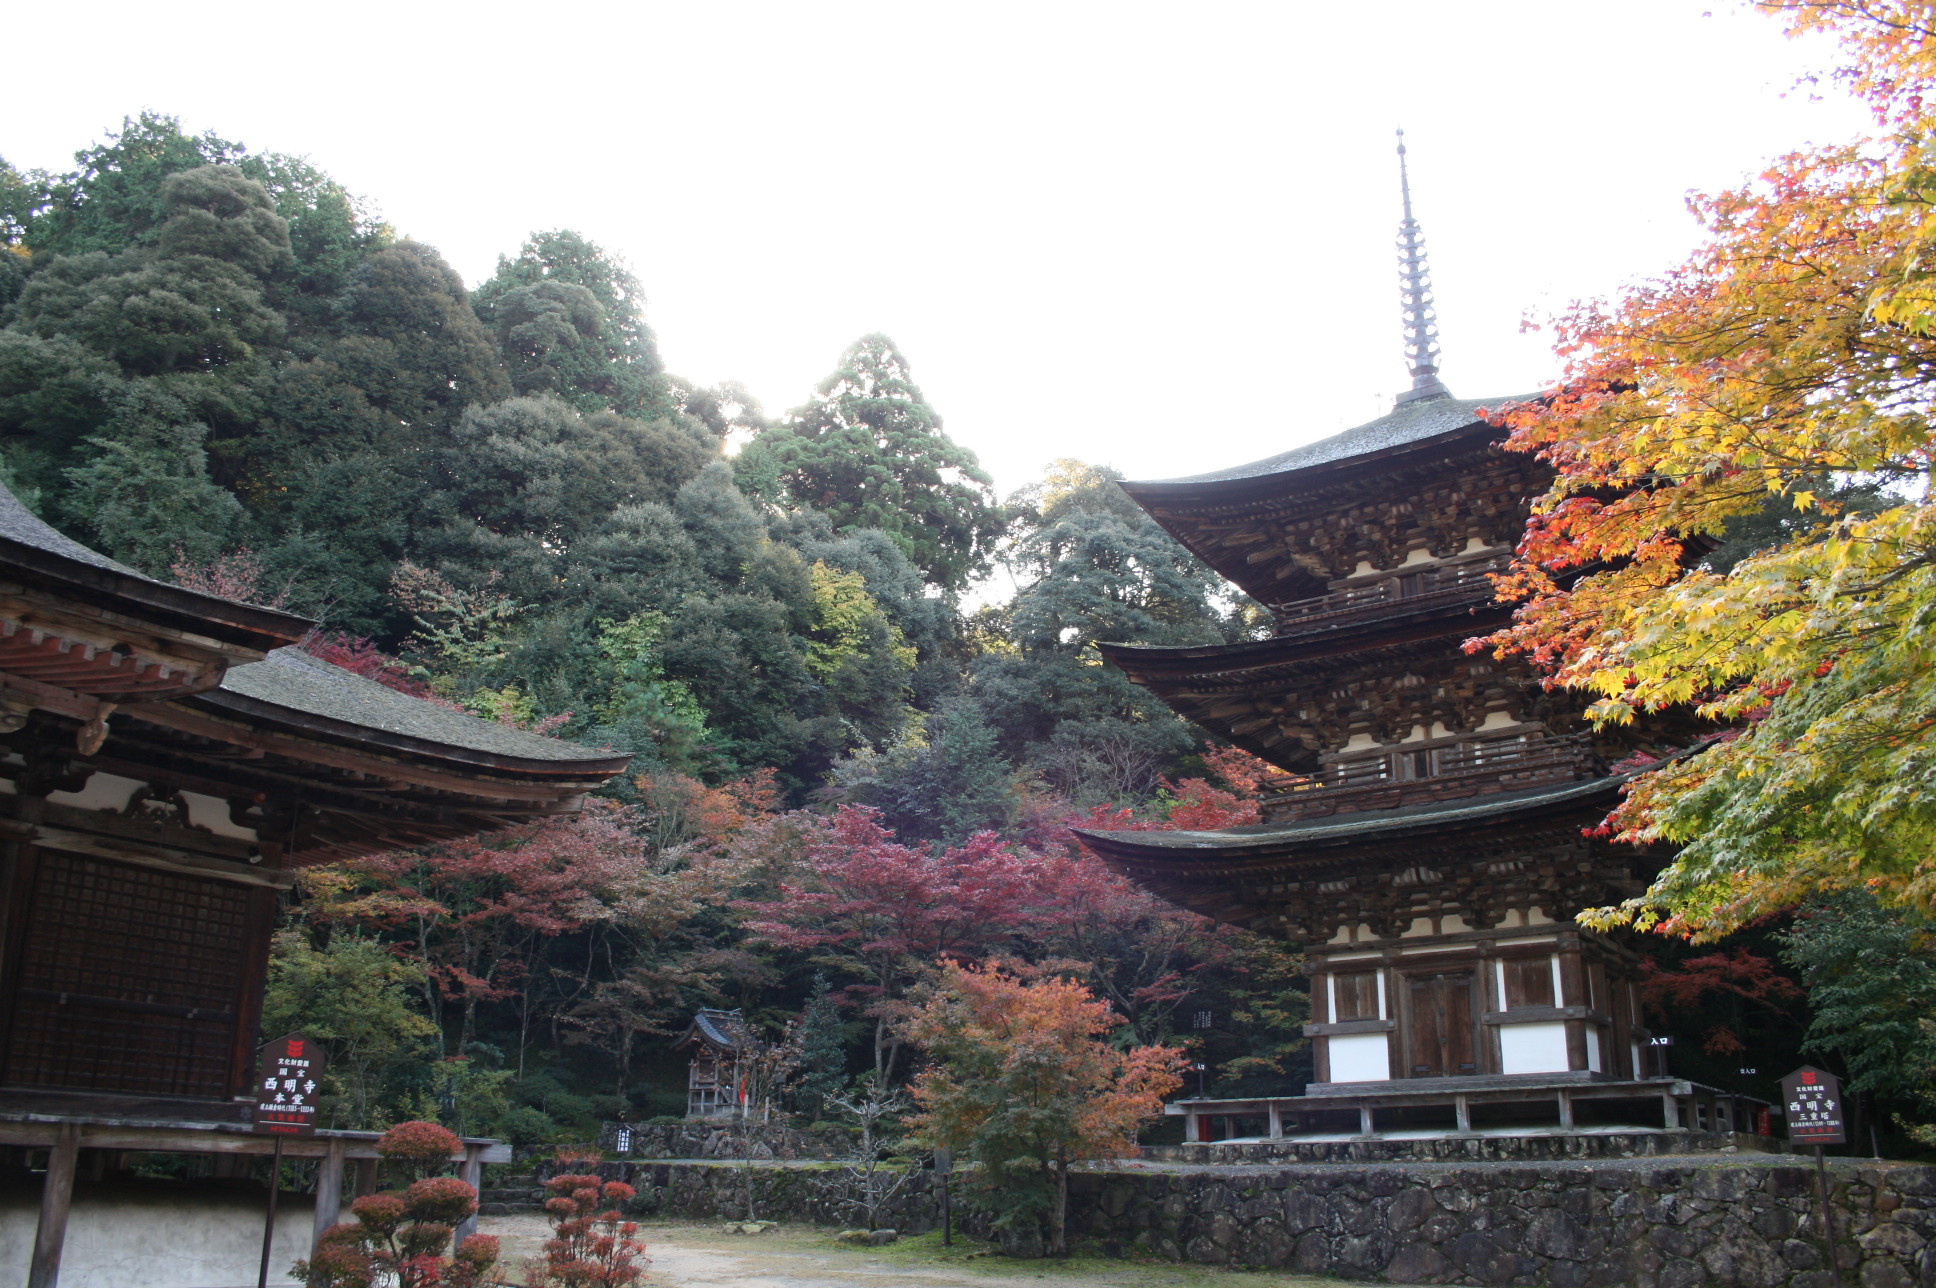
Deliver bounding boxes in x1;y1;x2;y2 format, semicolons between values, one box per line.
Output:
1498;1021;1570;1075
0;1181;314;1288
1328;1033;1391;1082
1585;1027;1603;1073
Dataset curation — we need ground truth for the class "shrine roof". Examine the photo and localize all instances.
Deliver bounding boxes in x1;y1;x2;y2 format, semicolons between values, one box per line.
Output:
210;647;627;769
679;1008;750;1051
1075;776;1620;859
0;485;312;655
1125;393;1526;494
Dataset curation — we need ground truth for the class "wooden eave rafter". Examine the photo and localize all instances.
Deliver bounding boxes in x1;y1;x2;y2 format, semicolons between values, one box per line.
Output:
1122;423;1506;602
1100;600;1511;689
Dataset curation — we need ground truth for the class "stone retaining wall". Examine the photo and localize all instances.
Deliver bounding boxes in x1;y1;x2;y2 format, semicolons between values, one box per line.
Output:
594;1120;849;1161
593;1157;1935;1286
1141;1131;1772;1166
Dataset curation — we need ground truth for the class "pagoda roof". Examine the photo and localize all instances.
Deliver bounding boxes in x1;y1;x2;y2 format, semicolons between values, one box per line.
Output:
1117;391;1539;606
1076;776;1619;864
1127;393;1511;493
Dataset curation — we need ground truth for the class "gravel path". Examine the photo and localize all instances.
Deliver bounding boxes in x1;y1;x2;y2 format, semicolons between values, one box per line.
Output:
476;1216;1385;1288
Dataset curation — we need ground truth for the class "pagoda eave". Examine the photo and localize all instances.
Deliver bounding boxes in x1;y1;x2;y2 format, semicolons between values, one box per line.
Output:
1077;777;1623;875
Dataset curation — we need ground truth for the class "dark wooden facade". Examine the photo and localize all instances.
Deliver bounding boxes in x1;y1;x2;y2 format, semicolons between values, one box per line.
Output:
0;485;625;1283
1078;393;1691;1127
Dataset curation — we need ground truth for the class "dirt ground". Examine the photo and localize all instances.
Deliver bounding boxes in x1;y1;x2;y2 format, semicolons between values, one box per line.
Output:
478;1215;1392;1288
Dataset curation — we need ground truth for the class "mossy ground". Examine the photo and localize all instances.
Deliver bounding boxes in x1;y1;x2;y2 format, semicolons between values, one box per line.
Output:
479;1214;1392;1286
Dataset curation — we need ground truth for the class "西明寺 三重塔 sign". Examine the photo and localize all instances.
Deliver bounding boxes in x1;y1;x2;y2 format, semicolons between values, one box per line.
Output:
1780;1065;1846;1147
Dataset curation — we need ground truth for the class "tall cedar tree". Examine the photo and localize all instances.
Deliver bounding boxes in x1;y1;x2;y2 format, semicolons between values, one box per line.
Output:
736;334;1004;595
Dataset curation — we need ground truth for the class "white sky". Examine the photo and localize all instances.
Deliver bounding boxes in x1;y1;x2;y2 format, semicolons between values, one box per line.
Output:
5;1;1873;498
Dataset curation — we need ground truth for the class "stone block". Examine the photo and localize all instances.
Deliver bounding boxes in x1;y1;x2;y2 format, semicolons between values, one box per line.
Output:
1859;1221;1926;1257
1889;1168;1936;1197
1387;1187;1438;1234
1449;1231;1519;1287
1337;1197;1377;1236
1860;1261;1914;1288
1698;1222;1787;1288
1526;1209;1600;1262
1291;1231;1331;1275
1691;1169;1756;1202
1657;1256;1705;1288
1769;1168;1816;1199
1384;1240;1449;1283
1245;1218;1294;1267
1284;1189;1330;1234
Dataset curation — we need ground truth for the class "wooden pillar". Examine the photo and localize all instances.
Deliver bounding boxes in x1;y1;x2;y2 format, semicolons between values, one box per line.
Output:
1661;1091;1681;1130
1557;1090;1575;1129
1267;1103;1283;1139
454;1146;485;1246
1184;1107;1200;1144
1454;1095;1471;1134
352;1157;378;1197
1358;1106;1375;1136
28;1123;80;1288
312;1139;347;1252
1558;941;1590;1071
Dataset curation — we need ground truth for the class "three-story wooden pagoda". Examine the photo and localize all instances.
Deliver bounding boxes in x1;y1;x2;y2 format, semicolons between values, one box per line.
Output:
1078;137;1755;1148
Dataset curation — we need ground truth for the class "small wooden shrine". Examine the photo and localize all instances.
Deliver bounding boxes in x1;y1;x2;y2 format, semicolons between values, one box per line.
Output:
1079;137;1755;1147
0;482;628;1283
676;1008;764;1121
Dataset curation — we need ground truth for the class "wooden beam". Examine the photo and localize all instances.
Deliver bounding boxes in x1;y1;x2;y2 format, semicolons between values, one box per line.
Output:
14;821;293;890
0;1122;510;1164
28;1122;79;1288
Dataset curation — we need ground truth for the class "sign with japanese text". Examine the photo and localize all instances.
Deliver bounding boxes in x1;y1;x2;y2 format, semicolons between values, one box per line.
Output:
1780;1065;1847;1147
253;1033;327;1136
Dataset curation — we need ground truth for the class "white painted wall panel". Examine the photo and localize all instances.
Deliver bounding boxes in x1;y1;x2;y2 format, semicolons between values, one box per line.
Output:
1327;1033;1392;1082
1498;1021;1570;1074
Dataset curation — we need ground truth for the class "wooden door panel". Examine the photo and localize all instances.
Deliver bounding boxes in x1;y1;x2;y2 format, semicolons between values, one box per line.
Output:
1405;972;1476;1077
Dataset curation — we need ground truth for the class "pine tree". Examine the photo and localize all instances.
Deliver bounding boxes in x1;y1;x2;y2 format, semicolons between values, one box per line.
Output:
794;973;848;1122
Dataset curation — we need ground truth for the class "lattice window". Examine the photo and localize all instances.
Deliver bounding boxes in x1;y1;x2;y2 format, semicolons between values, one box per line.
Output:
3;849;253;1098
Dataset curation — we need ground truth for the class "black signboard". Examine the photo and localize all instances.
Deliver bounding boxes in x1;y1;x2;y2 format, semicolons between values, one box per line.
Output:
1780;1064;1847;1147
253;1033;327;1136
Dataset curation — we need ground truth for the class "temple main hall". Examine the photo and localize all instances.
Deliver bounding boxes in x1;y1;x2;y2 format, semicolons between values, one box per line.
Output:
1078;137;1758;1152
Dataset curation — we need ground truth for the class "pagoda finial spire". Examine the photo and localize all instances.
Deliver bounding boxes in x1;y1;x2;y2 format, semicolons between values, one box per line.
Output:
1394;128;1450;406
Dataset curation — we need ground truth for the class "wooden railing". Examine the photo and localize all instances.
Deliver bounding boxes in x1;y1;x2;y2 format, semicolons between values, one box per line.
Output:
1260;732;1603;824
1269;557;1507;632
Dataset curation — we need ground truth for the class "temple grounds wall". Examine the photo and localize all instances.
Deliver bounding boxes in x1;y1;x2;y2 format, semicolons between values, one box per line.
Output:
526;1156;1936;1287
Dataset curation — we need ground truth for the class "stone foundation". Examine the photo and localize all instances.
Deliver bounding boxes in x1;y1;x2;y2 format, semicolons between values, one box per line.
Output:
558;1156;1936;1287
1143;1130;1773;1165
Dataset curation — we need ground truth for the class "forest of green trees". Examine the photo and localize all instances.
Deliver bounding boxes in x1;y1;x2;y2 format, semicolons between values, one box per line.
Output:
2;115;1930;1152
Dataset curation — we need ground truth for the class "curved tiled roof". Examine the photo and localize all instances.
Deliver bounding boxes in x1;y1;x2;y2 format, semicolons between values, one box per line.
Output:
1076;777;1621;856
0;484;313;652
0;485;141;576
1126;392;1535;492
214;648;624;766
